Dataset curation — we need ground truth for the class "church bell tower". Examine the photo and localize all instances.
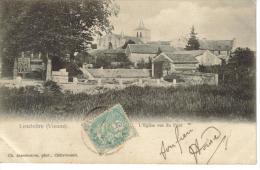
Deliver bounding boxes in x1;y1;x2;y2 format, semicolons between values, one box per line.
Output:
134;19;151;43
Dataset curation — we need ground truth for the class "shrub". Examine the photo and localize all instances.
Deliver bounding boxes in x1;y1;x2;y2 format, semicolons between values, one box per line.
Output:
0;84;255;121
43;80;62;94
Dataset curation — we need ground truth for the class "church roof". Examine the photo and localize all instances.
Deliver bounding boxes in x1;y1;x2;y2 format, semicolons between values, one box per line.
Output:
128;44;176;54
199;39;234;51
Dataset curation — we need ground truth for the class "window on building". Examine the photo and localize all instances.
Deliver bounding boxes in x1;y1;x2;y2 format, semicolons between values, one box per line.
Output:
140;32;142;38
137;32;139;37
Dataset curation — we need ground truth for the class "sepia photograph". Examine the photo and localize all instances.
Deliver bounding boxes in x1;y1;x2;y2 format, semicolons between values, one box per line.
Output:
0;0;256;164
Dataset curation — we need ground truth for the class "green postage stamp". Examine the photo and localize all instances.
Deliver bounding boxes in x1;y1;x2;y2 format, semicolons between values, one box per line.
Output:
82;104;137;155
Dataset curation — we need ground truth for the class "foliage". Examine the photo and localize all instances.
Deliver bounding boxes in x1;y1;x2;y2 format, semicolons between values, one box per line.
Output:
94;52;112;68
92;50;132;68
229;47;255;67
122;39;136;49
0;84;255;121
65;62;83;80
43;80;62;94
0;0;119;76
185;26;200;50
74;51;95;67
199;47;255;86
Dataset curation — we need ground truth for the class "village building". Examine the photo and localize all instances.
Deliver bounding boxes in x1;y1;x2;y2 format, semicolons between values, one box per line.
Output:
198;39;235;57
97;33;143;49
172;50;222;66
125;44;176;65
195;50;222;66
172;38;235;63
152;52;199;78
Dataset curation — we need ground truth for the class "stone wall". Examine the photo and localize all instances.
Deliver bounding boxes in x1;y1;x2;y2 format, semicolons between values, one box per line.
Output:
52;69;68;83
173;72;218;85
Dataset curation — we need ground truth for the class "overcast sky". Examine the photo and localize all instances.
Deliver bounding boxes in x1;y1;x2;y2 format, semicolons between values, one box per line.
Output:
110;0;256;50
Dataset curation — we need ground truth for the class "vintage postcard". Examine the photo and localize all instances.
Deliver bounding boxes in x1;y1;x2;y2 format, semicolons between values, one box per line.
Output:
0;0;256;164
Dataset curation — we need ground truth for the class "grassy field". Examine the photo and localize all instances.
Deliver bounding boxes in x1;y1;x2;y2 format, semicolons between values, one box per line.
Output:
0;81;255;121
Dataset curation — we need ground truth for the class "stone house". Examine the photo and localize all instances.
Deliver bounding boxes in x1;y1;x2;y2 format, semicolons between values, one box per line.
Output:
195;50;222;66
125;44;176;65
198;39;235;60
152;52;199;78
172;50;222;66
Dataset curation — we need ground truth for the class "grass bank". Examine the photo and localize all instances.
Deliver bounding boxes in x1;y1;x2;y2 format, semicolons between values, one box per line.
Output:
0;84;255;120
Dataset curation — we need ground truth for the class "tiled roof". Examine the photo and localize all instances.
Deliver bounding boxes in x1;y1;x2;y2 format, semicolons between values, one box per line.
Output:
172;50;206;57
87;69;150;78
128;44;176;54
199;39;234;51
166;53;199;63
154;53;198;63
147;41;171;46
104;48;126;54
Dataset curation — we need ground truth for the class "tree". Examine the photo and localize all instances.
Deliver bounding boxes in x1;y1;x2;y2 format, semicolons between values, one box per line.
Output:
0;0;119;75
229;47;255;82
199;47;255;85
229;47;255;67
122;39;135;49
185;26;200;50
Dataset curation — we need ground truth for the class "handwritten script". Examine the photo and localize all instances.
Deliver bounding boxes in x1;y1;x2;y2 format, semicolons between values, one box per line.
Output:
159;125;229;164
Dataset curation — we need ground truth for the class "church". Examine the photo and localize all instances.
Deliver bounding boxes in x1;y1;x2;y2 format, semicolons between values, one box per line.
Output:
97;19;151;49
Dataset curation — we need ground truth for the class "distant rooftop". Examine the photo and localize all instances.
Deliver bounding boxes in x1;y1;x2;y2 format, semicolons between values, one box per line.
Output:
128;44;176;54
154;52;199;64
147;41;171;46
172;50;206;57
199;39;234;51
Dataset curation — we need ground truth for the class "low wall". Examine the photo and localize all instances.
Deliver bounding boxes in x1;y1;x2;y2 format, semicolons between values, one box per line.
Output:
52;69;68;83
173;72;218;85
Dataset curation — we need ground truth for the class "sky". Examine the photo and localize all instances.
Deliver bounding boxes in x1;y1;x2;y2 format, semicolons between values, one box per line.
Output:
110;0;256;50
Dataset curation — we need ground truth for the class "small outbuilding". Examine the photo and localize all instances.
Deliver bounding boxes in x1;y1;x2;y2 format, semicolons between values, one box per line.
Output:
152;52;199;78
125;44;176;65
195;50;222;66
